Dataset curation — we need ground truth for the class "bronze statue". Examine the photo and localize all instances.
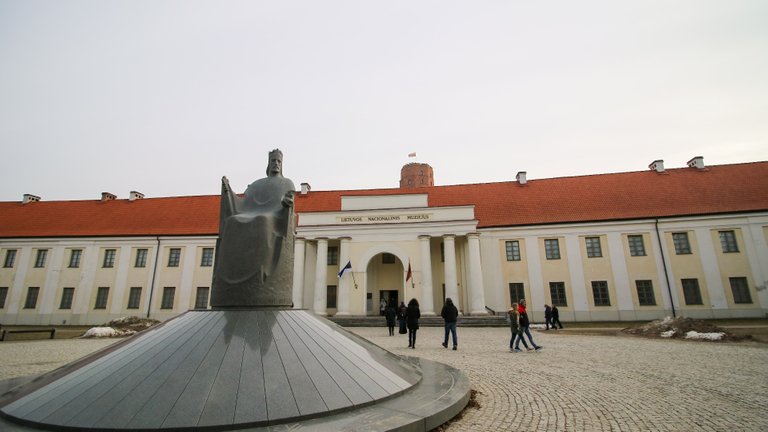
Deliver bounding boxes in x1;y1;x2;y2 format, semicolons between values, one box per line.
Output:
211;149;296;307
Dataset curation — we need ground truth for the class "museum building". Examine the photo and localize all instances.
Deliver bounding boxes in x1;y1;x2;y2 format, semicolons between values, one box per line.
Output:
1;156;767;326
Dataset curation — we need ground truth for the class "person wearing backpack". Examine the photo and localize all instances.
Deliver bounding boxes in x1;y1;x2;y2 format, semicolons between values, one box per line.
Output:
508;302;530;352
518;299;542;351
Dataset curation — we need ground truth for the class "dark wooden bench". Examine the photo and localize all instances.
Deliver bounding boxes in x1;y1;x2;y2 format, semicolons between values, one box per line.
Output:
0;328;56;341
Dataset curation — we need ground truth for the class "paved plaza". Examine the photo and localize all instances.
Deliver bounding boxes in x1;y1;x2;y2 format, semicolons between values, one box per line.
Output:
1;327;767;431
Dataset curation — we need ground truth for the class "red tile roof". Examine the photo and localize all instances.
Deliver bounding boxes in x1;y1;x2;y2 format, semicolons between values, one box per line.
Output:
2;162;767;238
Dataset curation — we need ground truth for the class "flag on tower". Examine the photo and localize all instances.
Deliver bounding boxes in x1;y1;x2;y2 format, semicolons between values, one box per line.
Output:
338;260;352;278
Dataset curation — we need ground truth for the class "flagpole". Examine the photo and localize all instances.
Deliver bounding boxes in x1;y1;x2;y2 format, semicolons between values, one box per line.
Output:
351;271;358;290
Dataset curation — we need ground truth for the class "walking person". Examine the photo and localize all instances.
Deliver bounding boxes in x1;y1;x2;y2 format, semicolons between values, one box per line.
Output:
508;302;530;352
440;297;459;350
397;301;407;334
551;304;563;329
406;298;420;349
384;300;397;336
544;304;552;330
379;297;387;316
518;299;542;351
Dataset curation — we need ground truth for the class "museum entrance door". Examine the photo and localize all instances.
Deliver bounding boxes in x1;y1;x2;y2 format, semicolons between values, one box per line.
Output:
365;252;404;316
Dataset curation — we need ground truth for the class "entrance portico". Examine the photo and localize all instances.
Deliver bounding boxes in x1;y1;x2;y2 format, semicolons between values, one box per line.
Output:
292;193;488;317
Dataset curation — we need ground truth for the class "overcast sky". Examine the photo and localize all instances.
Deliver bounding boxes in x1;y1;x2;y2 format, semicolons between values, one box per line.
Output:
1;1;766;202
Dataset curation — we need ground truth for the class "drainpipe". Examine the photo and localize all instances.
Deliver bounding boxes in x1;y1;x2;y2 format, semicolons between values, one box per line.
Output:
655;219;676;317
147;236;161;319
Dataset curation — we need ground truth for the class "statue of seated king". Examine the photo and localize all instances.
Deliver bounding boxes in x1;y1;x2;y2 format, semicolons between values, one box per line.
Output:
211;149;296;307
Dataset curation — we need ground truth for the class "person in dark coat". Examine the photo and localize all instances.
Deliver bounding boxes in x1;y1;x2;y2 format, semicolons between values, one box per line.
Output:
406;298;420;349
551;305;563;329
544;304;552;330
440;297;459;350
518;299;542;350
384;301;397;336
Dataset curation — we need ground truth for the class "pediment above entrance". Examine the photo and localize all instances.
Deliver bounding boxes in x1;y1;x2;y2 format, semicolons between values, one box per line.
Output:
298;205;475;228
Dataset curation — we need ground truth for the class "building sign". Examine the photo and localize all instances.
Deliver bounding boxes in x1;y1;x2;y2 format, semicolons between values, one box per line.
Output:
337;213;433;224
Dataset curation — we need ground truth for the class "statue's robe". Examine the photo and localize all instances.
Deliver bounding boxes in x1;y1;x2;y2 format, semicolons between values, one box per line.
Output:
211;176;295;307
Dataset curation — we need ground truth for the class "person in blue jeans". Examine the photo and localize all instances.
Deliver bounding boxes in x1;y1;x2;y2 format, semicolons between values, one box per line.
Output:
508;302;530;352
518;299;542;351
441;297;459;350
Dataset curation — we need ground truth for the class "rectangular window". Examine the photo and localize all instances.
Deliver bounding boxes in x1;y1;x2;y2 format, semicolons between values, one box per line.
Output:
382;253;395;264
68;249;82;268
327;246;339;266
585;237;602;258
24;287;40;309
549;282;567;306
200;248;214;267
128;287;142;309
681;278;703;305
60;287;75;309
326;285;337;309
636;280;656;306
195;287;210;309
729;277;752;304
544;239;561;260
133;249;147;267
719;231;739;253
34;249;48;268
0;287;8;308
628;235;646;256
168;248;181;267
591;281;610;306
505;241;521;261
3;249;17;268
508;283;525;305
135;248;148;268
103;249;116;268
672;232;692;255
161;287;175;309
94;287;109;309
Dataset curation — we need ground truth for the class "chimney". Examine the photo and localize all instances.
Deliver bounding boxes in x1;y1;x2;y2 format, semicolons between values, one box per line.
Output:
129;191;144;201
101;192;117;201
649;160;665;173
516;171;527;185
22;194;41;204
300;182;311;195
687;156;705;169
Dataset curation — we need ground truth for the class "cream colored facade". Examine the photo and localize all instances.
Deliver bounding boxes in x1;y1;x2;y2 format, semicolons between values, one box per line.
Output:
1;193;767;325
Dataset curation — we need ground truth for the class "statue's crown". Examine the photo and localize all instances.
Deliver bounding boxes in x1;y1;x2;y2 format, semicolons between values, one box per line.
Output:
269;149;283;159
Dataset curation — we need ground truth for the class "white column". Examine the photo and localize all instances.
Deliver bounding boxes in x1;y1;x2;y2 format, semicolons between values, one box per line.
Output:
443;235;459;310
39;245;65;318
292;238;306;309
419;235;435;316
176;245;196;313
313;238;328;315
6;247;32;317
336;237;352;315
467;233;487;315
110;245;133;315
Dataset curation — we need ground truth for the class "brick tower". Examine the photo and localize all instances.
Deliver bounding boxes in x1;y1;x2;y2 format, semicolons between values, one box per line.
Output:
400;163;434;188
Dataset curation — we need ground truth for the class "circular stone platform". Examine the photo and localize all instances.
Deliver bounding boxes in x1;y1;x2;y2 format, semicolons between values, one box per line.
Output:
0;310;469;431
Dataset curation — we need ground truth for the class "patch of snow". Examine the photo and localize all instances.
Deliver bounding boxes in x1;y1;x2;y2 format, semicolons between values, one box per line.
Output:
660;330;676;338
660;316;674;326
530;324;547;330
685;331;725;341
83;327;120;338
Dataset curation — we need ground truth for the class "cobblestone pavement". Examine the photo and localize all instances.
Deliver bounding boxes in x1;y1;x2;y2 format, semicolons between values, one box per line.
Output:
1;329;767;431
348;327;768;432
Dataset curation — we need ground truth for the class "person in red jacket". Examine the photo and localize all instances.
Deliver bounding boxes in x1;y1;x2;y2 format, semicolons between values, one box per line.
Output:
518;299;542;351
